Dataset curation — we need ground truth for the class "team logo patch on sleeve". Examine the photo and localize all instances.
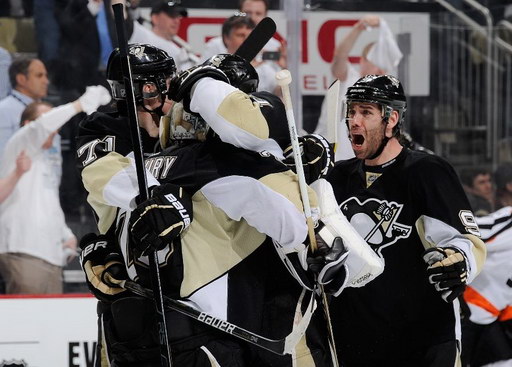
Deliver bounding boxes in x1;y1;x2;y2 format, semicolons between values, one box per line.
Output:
459;210;481;237
340;197;412;256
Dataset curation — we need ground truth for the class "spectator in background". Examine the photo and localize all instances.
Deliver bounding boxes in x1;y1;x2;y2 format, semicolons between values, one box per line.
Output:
0;86;111;294
53;0;133;101
129;1;197;71
220;15;255;54
462;163;512;367
493;163;512;209
314;14;402;161
203;0;281;58
33;0;60;73
53;0;132;226
0;150;31;203
201;0;285;93
460;166;495;216
0;47;11;99
0;57;49;158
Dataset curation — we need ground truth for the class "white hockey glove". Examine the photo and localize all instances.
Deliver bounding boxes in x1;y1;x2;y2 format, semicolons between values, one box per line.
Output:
78;85;112;114
310;179;384;288
79;233;128;303
423;247;468;303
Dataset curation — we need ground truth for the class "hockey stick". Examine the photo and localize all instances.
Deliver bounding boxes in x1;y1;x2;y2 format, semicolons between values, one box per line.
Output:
276;69;340;367
235;17;277;61
111;4;172;366
326;79;342;153
172;35;200;64
112;278;315;356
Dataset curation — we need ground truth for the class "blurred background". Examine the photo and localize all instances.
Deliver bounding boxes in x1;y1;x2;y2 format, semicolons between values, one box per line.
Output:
0;0;510;292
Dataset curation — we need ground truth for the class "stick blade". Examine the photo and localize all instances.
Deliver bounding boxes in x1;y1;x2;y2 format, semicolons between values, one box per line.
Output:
326;79;342;150
235;17;277;61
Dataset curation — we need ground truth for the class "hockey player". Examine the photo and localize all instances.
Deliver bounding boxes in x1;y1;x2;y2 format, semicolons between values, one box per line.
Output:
76;44;349;366
168;53;383;289
325;74;487;366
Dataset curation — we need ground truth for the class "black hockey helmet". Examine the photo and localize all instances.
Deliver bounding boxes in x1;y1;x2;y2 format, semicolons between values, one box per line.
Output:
345;74;407;135
106;44;176;103
203;54;259;93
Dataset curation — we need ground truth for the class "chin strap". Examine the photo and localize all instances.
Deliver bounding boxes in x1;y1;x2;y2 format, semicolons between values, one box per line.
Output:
367;117;391;161
368;135;390;160
141;93;166;116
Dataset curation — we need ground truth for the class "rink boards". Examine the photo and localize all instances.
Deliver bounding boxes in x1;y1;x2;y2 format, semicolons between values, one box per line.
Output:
0;294;97;366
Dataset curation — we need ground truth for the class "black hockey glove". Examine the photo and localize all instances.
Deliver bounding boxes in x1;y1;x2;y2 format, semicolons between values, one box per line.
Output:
167;65;230;112
283;134;335;184
307;234;349;296
423;247;468;303
129;184;192;257
79;233;128;303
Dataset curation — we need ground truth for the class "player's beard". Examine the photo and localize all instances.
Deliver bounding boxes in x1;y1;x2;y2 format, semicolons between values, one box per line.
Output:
350;122;388;161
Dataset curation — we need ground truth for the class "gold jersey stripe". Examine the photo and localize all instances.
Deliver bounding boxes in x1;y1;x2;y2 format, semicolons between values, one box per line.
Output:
217;90;270;139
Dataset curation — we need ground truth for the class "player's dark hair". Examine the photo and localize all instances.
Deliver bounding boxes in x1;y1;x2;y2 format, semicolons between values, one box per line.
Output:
20;101;53;127
222;14;255;40
239;0;269;12
9;57;37;88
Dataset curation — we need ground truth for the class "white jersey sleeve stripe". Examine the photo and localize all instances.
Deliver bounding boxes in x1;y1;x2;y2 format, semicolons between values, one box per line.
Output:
201;174;309;249
190;78;285;160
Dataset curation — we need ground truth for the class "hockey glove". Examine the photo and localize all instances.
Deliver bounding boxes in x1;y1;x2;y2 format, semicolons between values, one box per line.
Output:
79;233;128;303
129;183;192;257
167;65;230;112
78;85;112;114
306;231;349;297
283;134;335;184
423;247;468;303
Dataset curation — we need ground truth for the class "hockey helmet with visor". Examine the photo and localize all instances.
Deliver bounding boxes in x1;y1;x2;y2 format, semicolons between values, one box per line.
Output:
344;74;407;137
203;54;259;94
107;44;176;113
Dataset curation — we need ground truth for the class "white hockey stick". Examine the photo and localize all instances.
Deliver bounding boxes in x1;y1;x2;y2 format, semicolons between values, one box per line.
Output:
326;79;342;152
116;278;315;355
275;69;340;367
275;69;317;249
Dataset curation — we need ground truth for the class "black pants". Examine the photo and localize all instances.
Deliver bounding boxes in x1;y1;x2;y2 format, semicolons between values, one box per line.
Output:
95;298;246;367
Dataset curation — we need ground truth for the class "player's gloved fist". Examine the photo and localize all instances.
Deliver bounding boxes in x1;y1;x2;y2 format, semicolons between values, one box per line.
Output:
78;85;112;114
423;247;468;303
129;183;192;257
167;65;230;111
283;134;334;184
79;233;128;303
306;234;349;296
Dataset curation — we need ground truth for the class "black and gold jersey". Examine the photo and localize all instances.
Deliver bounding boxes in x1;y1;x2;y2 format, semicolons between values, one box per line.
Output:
326;147;486;365
76;109;327;366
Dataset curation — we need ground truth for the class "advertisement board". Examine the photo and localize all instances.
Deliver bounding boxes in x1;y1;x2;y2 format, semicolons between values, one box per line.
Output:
169;9;430;96
0;295;97;367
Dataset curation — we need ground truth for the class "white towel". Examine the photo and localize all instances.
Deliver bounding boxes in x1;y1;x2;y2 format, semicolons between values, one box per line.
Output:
366;19;403;76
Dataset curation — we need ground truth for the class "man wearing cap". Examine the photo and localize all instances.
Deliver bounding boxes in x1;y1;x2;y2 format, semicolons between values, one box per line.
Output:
130;1;196;71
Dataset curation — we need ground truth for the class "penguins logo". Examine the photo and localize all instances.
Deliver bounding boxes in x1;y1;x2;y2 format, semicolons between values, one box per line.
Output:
0;360;27;367
341;197;412;255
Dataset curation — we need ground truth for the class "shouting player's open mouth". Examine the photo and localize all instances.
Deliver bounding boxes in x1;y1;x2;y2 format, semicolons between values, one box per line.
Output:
351;133;365;147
